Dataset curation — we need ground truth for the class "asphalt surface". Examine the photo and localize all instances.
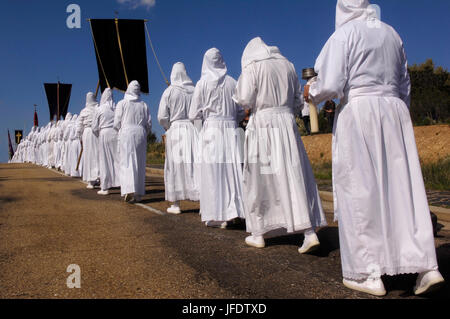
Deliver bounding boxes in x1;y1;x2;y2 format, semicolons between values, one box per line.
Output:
0;163;449;299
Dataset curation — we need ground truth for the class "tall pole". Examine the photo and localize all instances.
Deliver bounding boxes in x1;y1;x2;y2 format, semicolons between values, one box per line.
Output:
57;81;60;122
94;80;100;98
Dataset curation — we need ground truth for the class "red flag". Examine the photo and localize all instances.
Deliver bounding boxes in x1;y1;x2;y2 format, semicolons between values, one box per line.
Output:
34;106;39;127
7;130;14;160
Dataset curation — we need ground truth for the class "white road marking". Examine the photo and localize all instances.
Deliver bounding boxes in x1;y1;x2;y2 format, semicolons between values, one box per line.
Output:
134;203;166;215
49;167;166;216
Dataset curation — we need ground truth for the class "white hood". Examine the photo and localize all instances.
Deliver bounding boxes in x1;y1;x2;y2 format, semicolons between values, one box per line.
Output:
170;62;194;93
201;48;227;87
100;88;115;110
335;0;378;30
124;80;141;101
85;92;98;108
241;37;286;69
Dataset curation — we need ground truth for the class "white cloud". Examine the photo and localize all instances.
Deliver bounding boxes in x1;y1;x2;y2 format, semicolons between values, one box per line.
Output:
117;0;156;10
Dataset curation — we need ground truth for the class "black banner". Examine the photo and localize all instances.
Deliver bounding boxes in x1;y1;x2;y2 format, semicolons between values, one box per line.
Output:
44;83;72;121
90;19;149;93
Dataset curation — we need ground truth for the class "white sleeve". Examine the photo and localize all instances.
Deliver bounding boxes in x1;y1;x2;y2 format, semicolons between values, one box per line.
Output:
309;31;349;105
113;101;123;131
399;43;411;108
157;89;171;131
145;103;152;134
189;82;204;121
76;111;85;138
232;65;257;111
91;109;101;136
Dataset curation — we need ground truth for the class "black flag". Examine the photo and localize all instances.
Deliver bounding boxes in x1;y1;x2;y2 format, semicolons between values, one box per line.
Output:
44;83;72;121
89;19;149;93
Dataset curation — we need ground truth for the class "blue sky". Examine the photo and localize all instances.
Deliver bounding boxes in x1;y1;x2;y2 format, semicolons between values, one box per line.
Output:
0;0;449;163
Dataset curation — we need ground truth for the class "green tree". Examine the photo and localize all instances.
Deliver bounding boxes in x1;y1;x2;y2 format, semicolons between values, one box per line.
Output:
409;59;450;125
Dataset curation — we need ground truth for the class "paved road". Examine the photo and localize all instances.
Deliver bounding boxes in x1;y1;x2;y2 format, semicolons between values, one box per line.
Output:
0;163;449;299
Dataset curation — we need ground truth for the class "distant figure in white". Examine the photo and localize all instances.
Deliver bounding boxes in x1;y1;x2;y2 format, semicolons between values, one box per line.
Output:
114;80;151;203
92;88;120;195
62;113;73;175
233;37;327;251
189;48;245;228
69;114;81;177
305;0;444;296
158;62;199;214
47;121;56;168
77;92;100;189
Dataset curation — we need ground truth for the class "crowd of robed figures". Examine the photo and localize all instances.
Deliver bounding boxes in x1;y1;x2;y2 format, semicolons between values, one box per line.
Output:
11;0;445;297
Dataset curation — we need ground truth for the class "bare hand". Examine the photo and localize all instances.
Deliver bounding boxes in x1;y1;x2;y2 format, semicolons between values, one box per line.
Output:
303;85;310;102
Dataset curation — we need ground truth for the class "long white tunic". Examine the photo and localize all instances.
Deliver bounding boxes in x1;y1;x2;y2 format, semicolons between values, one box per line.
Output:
69;115;81;177
77;95;99;183
62;117;72;174
92;94;120;190
189;48;245;223
158;62;199;202
47;124;56;168
114;81;151;196
233;37;327;236
309;13;438;279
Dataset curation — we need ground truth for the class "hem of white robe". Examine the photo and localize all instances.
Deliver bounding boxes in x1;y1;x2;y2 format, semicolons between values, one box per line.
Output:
248;220;328;237
166;190;199;202
343;264;439;280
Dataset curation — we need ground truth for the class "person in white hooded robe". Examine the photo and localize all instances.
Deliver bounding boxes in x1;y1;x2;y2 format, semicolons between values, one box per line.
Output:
305;0;444;296
62;112;72;175
158;62;199;213
62;113;73;174
53;120;64;170
92;88;120;195
114;80;151;202
47;121;56;168
77;92;100;188
69;114;81;177
233;37;327;251
189;48;245;228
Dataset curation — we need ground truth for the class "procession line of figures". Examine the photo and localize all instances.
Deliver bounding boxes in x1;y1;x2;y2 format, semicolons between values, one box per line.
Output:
11;0;445;297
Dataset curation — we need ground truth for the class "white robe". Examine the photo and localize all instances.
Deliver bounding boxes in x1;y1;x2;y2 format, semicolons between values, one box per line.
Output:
92;100;120;190
309;10;438;279
189;48;245;223
63;120;72;174
77;100;99;182
114;82;151;196
69;117;81;177
233;37;326;236
47;125;55;168
158;62;199;202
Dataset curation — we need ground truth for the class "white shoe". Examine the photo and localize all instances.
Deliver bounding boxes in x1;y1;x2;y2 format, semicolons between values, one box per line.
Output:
343;277;387;296
205;221;228;229
86;184;94;189
298;232;320;254
414;270;445;295
245;235;265;248
167;205;181;214
97;190;109;195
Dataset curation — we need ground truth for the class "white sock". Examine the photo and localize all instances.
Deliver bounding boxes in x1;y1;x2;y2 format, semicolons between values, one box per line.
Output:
304;228;315;237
